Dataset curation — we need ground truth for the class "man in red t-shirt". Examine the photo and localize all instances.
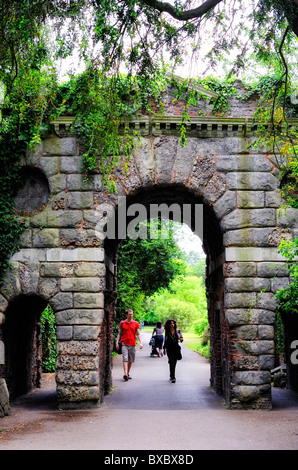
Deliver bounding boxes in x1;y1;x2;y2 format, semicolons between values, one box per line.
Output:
116;309;143;381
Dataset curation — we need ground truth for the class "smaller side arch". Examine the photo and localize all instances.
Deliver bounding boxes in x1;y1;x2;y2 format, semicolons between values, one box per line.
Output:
3;294;48;398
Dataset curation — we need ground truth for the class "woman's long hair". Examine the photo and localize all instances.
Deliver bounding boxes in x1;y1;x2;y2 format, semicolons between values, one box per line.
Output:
164;319;177;336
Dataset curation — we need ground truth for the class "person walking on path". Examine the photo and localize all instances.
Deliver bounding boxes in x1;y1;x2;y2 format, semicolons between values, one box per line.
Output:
163;319;183;383
116;309;143;381
152;321;164;357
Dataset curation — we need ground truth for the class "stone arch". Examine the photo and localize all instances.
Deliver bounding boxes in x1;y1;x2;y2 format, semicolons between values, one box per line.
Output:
0;99;297;413
104;181;226;396
3;294;48;398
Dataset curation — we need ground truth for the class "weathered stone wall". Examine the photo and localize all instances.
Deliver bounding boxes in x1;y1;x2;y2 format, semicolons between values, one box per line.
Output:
0;84;297;413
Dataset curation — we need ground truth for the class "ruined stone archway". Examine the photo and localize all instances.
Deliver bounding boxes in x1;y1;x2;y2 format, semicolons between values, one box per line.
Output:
0;83;298;414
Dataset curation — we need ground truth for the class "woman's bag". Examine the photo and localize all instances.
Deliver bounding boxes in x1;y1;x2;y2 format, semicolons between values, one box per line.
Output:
176;344;182;360
149;336;155;347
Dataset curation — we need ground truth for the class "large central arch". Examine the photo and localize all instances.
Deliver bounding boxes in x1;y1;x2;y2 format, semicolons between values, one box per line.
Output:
104;183;226;397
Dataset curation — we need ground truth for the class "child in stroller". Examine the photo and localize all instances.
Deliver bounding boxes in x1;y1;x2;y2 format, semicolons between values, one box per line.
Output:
149;335;159;356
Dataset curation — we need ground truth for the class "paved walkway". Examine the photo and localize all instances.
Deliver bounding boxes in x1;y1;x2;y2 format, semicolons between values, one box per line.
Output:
1;331;298;450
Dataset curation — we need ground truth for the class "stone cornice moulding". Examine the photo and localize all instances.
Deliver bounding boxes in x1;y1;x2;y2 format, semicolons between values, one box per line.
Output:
50;115;298;138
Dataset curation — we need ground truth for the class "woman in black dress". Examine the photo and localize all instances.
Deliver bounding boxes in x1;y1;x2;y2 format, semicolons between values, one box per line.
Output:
163;319;183;383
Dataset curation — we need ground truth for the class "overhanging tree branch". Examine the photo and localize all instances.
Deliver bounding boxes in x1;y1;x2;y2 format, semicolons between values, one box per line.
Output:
138;0;224;21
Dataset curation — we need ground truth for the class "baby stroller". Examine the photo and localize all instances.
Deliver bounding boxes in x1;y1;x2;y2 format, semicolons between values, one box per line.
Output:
149;336;159;357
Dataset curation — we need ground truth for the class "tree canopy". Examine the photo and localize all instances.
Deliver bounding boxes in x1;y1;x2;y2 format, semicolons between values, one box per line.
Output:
2;0;298;83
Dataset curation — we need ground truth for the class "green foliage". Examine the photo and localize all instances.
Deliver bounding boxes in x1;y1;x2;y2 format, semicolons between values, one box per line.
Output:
274;239;298;356
53;66;167;191
117;220;185;322
40;305;57;372
276;239;298;315
0;25;58;282
149;274;207;330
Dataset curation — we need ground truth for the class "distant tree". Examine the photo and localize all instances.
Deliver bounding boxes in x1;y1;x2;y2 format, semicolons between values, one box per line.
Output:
116;220;186;320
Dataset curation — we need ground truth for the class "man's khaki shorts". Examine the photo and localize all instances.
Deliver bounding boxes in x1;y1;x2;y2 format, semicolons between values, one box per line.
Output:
122;344;136;363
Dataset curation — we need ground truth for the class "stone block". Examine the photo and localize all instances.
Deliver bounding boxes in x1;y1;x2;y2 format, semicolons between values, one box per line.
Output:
225;308;275;325
277;207;298;228
73;325;101;340
43;137;77;156
50;292;73;311
60;156;82;173
56;355;72;369
232;385;259;402
257;262;289;277
56;340;100;356
256;292;278;311
56;326;73;340
38;278;59;300
225;292;256;309
74;293;104;309
56;308;104;325
41;263;74;277
258;325;274;340
221;208;276;231
66;174;102;191
234;370;271;385
259;355;275;370
234;325;258;340
19;262;40;294
29;211;48;228
0;264;21;298
0;295;8;313
68;192;94;210
216;154;272;172
47;210;83;228
74;262;105;277
10;249;46;262
213;191;236;218
48;174;67;194
56;385;99;403
83;210;102;227
225;247;285;262
73;356;99;370
234;340;274;355
270;277;290;293
237;191;265;208
38;156;59;176
0;378;10;417
224;262;257;277
226;172;278;190
60;277;101;292
225;277;270;292
33;228;59;247
19;230;33;248
56;370;99;386
265;190;282;207
46;248;104;262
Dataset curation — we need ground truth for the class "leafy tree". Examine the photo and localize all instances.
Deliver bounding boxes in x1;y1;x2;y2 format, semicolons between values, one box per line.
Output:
149;275;207;331
116;219;186;321
40;305;57;372
276;239;298;315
